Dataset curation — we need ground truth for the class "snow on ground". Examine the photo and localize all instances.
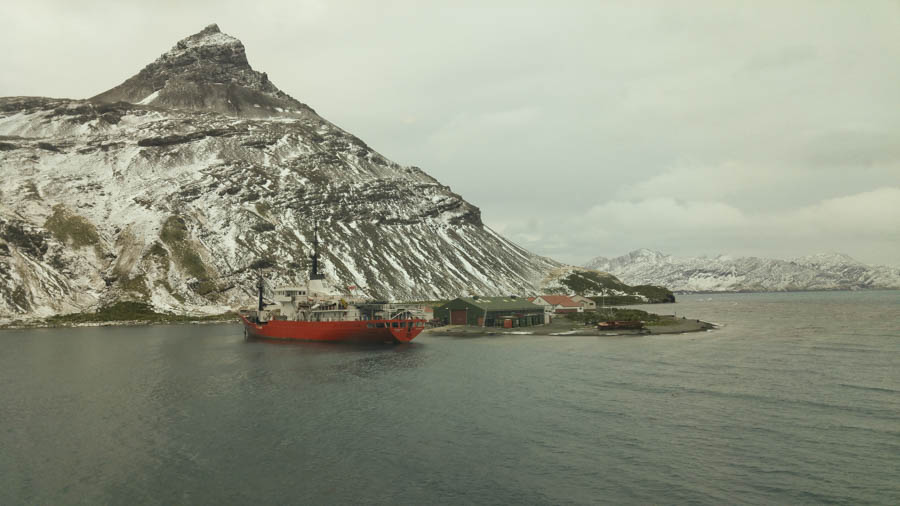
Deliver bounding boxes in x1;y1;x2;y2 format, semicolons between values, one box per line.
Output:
138;90;160;105
0;96;572;319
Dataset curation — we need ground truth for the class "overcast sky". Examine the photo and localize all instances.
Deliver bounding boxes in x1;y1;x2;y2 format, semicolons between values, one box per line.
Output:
3;1;899;266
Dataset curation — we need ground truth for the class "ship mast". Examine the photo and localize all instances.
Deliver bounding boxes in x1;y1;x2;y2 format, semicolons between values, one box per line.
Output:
257;270;265;312
310;220;325;280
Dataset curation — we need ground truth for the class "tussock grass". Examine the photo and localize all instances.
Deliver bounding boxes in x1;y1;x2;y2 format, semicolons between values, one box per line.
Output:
254;202;271;217
45;301;235;324
565;308;660;325
557;270;675;304
159;216;217;295
44;205;100;249
119;274;150;298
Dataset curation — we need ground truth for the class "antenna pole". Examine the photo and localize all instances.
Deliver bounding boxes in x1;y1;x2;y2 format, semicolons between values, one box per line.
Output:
257;270;264;312
310;220;325;280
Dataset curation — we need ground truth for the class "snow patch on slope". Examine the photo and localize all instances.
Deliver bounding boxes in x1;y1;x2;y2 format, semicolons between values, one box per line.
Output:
585;250;900;292
138;90;160;105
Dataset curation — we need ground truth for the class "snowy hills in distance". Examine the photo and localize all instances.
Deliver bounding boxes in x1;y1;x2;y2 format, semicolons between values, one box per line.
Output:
584;249;900;293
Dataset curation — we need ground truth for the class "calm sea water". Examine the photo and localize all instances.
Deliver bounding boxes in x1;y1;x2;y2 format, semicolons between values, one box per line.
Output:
1;291;898;505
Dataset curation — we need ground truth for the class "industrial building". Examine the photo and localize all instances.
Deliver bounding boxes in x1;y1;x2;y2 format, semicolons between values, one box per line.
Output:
433;296;545;327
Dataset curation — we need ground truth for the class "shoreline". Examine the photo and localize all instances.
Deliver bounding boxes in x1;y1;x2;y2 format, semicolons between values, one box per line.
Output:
673;287;900;295
425;315;715;337
2;315;715;335
0;317;238;331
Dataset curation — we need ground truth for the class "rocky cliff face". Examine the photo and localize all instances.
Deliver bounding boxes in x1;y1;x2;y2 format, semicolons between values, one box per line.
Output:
0;25;563;321
92;24;311;119
584;249;900;292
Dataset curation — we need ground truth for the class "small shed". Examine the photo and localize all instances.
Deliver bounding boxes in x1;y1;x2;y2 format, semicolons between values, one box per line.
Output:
433;296;545;327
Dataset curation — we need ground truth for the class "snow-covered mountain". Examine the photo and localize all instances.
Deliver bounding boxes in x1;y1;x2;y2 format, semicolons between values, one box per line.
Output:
1;24;571;320
584;249;900;292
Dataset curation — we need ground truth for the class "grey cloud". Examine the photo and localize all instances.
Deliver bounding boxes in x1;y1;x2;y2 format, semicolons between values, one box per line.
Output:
743;46;818;72
804;128;900;168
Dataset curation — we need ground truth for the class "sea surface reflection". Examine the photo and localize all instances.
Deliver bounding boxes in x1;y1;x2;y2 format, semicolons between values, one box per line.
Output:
2;291;899;504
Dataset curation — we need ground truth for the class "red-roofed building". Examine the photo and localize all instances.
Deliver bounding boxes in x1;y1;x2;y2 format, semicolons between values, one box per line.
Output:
532;295;583;313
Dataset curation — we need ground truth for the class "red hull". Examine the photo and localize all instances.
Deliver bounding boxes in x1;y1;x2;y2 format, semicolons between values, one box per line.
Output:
239;315;425;343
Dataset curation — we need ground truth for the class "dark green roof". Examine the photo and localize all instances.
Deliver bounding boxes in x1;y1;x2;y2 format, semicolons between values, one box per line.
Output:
455;296;543;312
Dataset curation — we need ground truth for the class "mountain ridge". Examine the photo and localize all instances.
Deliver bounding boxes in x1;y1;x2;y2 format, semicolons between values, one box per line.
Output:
0;25;665;322
585;250;900;292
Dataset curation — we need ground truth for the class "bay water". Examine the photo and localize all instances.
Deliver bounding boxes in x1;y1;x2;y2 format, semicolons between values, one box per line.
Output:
1;291;898;504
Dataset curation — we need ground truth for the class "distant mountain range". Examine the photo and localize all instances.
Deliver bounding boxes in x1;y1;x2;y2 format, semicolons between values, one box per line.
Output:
584;249;900;292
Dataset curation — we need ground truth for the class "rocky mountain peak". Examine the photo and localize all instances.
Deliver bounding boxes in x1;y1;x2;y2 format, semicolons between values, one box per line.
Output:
91;24;313;119
628;248;667;261
795;252;863;267
198;23;222;35
166;23;245;63
583;248;668;272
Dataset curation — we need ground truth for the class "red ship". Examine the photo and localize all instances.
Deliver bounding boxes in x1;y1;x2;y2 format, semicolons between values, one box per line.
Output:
239;316;425;343
238;224;426;344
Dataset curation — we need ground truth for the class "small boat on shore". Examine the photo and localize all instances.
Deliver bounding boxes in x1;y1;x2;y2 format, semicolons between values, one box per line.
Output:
596;320;644;330
238;224;426;343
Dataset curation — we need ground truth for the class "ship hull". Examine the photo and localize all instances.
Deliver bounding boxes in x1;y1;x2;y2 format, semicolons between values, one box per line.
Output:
239;315;425;344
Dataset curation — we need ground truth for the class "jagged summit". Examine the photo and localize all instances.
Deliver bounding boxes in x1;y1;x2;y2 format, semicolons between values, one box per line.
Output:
168;24;244;59
91;24;314;118
796;252;863;266
584;248;668;270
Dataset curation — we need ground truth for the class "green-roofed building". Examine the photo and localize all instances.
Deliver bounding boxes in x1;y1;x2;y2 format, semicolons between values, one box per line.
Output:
433;296;545;327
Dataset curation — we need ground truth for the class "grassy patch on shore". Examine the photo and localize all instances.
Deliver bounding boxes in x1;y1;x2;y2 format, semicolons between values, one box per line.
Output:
45;301;235;325
564;308;661;325
644;316;680;327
